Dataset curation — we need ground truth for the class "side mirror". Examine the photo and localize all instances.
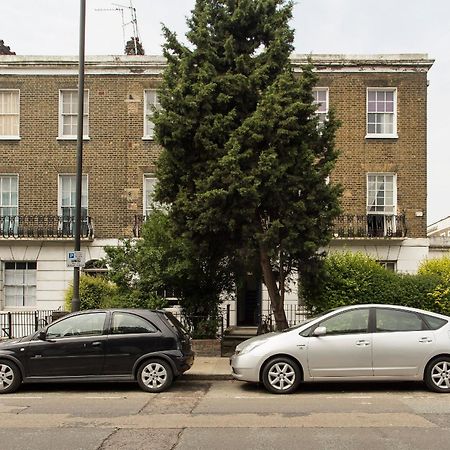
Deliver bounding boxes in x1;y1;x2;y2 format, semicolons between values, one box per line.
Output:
312;326;327;337
38;330;47;341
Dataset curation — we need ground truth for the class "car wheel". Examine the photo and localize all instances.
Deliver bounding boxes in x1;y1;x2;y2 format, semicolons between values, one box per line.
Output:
0;360;21;394
137;359;173;393
262;357;301;394
425;357;450;393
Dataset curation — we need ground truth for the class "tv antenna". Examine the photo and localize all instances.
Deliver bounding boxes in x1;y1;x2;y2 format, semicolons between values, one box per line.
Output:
95;0;142;54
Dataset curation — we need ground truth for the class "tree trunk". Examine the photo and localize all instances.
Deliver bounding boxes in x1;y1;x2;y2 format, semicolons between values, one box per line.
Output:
259;244;288;330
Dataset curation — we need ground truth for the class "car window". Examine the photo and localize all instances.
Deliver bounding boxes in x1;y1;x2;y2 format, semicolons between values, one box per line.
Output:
421;314;448;330
47;313;106;339
376;308;425;332
111;312;157;334
318;309;369;335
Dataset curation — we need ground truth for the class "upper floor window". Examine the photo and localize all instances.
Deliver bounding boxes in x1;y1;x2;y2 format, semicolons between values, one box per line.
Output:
0;90;20;139
143;89;160;139
0;175;18;217
58;175;88;235
312;88;328;127
0;175;18;235
366;88;397;138
144;175;163;215
59;90;89;139
367;173;397;237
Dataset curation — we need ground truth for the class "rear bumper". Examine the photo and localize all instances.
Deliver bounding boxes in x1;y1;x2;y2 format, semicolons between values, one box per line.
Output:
174;351;195;374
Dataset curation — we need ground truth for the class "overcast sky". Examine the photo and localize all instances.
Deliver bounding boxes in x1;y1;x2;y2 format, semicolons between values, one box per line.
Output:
2;0;449;224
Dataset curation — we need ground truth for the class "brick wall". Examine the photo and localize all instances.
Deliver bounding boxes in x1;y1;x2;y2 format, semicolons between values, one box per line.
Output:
0;56;430;240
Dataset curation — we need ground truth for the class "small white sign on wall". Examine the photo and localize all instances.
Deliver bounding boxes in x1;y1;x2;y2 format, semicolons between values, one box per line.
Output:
67;251;85;268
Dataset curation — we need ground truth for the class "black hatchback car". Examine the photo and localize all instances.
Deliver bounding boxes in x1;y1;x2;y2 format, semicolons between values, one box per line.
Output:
0;309;194;394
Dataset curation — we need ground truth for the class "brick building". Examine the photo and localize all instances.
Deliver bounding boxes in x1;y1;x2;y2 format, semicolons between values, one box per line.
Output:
0;54;433;316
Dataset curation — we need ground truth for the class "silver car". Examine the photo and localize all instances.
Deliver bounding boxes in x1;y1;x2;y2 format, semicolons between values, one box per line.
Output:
230;304;450;394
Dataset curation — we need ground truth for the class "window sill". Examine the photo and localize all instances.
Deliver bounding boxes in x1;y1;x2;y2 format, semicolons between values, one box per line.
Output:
142;136;155;141
0;136;21;141
57;136;91;141
365;134;398;140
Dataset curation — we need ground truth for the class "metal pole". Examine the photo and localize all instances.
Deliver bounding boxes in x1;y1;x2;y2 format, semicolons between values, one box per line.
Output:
72;0;86;312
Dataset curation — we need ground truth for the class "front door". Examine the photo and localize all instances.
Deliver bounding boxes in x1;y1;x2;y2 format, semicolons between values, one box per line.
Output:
237;269;261;326
307;308;373;378
26;312;107;377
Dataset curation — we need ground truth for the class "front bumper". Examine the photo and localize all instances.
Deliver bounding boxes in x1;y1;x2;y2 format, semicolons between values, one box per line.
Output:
230;353;260;382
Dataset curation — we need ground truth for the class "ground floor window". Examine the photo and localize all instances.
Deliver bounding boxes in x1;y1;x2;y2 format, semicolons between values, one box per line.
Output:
378;260;397;272
4;261;37;307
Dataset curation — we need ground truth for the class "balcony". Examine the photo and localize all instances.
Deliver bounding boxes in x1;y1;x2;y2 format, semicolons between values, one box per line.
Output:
332;214;407;239
133;214;407;240
0;216;94;240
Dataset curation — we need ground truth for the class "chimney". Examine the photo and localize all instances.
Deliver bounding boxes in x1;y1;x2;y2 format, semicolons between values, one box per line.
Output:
0;40;16;55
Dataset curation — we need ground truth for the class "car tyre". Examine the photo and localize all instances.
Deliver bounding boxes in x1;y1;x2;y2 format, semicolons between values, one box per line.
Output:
137;359;173;393
424;356;450;393
262;356;301;394
0;360;21;394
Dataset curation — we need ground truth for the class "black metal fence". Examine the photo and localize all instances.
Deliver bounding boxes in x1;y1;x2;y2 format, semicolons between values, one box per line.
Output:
0;310;56;339
0;215;94;239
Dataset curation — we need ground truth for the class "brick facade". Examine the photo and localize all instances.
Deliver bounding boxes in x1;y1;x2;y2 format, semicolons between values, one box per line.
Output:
0;54;434;310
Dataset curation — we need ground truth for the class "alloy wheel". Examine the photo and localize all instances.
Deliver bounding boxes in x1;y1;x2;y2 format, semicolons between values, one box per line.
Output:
430;361;450;390
0;364;15;392
267;362;296;391
141;362;168;390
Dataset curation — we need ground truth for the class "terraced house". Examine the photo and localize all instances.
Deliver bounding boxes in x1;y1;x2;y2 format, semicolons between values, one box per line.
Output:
0;54;433;326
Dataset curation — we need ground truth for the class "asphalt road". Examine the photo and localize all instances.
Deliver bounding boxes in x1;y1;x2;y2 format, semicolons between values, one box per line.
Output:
1;379;450;449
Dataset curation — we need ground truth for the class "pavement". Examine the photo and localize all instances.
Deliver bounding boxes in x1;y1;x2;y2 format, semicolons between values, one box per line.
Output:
185;356;232;380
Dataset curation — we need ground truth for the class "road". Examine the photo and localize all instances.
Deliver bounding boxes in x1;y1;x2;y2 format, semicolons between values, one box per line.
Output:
1;379;450;449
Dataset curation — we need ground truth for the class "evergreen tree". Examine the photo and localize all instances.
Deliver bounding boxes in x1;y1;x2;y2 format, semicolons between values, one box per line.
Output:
154;0;341;330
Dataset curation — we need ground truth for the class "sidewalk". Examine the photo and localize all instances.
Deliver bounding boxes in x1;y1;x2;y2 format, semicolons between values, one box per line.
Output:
184;356;232;380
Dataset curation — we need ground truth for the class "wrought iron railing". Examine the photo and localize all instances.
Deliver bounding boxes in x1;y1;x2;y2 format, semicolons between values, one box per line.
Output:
332;214;407;238
0;215;94;239
135;214;407;240
0;310;58;339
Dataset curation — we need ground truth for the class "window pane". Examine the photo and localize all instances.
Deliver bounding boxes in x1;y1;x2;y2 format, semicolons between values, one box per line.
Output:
47;313;106;338
319;309;369;335
112;312;157;334
376;309;424;332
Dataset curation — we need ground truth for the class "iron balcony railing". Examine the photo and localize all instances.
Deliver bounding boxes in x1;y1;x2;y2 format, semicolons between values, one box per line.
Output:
135;214;407;239
0;215;94;239
333;214;407;238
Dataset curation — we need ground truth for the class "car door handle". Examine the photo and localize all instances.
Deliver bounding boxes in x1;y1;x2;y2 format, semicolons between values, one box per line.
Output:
356;340;370;346
91;341;103;347
418;337;433;343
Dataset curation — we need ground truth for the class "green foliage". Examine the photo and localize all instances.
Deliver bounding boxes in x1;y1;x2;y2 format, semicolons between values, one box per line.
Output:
418;257;450;315
64;275;119;311
303;252;446;315
154;0;342;329
103;211;232;337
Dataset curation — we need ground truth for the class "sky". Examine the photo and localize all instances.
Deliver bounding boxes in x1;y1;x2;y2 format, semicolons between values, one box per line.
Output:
2;0;449;224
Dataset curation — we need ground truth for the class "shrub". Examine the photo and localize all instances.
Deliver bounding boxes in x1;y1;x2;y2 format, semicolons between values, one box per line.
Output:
303;252;444;315
64;275;118;311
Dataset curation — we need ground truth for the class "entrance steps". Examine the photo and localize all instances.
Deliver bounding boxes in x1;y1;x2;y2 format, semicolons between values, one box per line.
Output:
221;326;258;357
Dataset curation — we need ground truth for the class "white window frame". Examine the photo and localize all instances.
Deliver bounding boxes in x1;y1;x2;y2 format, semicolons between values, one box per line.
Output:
143;89;160;140
366;173;397;237
58;89;89;140
0;89;20;140
0;174;19;217
143;174;159;215
4;261;37;309
312;87;329;127
58;174;88;234
366;87;397;138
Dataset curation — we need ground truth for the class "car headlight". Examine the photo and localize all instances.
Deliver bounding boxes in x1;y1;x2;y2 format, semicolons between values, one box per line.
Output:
238;339;267;356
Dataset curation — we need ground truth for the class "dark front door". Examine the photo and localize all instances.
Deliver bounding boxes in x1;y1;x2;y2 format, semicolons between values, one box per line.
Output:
237;269;261;326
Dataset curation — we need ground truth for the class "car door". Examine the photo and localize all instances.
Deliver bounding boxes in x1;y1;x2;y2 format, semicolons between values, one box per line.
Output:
372;307;436;377
25;312;107;377
307;308;373;378
103;312;169;375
